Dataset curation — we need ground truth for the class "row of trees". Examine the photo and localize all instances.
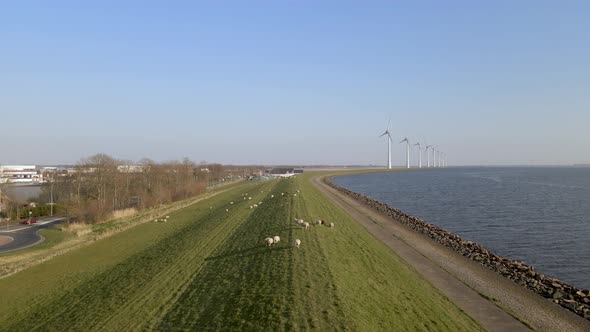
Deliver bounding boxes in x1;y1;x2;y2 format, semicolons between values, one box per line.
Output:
28;154;250;223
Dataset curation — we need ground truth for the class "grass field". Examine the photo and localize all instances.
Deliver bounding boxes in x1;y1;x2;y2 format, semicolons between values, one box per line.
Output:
0;173;483;331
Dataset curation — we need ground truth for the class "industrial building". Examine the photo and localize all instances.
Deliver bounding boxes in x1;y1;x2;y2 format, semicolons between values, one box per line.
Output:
0;165;42;184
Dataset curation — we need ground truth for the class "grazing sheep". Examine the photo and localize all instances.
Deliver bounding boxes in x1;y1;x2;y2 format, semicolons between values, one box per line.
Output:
249;197;252;200
294;194;297;197
253;204;258;208
166;215;170;219
273;235;281;244
281;193;284;196
329;223;335;228
264;237;274;247
226;209;229;212
259;201;262;204
295;239;301;248
297;190;300;193
303;222;310;230
296;219;304;225
316;220;323;225
230;202;234;205
249;206;253;209
271;194;274;198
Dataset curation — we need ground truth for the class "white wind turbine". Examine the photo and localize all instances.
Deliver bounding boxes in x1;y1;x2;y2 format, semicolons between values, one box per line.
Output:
425;145;432;167
400;137;410;168
433;146;437;168
379;120;392;169
414;142;422;168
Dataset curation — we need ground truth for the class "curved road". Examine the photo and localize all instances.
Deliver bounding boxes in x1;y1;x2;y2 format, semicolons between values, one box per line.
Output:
0;217;66;253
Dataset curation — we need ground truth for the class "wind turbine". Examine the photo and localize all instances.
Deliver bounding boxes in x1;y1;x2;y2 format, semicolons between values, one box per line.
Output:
414;142;422;168
425;145;432;167
379;120;392;169
433;146;437;168
400;138;410;168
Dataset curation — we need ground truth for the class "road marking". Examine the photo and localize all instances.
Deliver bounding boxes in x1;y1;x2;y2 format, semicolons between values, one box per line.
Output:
3;218;66;233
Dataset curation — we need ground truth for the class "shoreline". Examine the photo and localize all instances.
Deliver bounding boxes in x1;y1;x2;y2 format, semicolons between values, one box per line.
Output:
316;172;590;328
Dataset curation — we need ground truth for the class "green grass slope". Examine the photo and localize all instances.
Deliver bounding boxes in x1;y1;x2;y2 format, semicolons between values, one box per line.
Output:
0;174;482;331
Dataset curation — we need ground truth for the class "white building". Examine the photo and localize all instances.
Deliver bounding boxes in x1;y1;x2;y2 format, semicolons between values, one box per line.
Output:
0;165;42;184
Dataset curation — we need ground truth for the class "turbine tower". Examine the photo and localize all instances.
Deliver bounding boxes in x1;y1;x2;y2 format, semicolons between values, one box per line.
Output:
400;138;410;169
425;145;432;167
379;121;392;169
432;146;438;167
437;150;441;167
414;142;422;168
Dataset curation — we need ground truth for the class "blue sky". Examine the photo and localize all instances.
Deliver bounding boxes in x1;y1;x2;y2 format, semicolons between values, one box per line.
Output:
1;1;589;166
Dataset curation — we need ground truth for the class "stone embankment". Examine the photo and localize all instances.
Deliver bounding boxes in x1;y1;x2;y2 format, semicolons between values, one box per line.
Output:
325;177;590;321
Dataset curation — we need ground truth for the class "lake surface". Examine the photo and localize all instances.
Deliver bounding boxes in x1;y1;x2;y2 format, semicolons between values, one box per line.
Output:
333;167;590;290
2;185;43;201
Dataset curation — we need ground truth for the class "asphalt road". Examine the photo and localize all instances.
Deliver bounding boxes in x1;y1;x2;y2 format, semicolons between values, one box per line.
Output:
0;217;66;253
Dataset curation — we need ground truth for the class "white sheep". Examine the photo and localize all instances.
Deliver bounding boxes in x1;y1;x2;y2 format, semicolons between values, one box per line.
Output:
271;194;274;198
259;202;262;204
295;239;301;248
264;237;274;247
297;190;300;193
329;223;335;228
165;215;170;219
303;222;310;230
230;202;234;205
297;219;304;225
249;206;253;209
273;235;281;244
253;204;258;208
249;197;252;200
294;194;297;197
226;209;229;212
316;220;323;225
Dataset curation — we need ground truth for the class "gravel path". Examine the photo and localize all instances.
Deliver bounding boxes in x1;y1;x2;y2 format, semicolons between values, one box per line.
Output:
312;175;590;332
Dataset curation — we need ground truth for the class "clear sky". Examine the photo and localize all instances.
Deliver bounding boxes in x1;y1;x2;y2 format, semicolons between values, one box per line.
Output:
1;1;589;166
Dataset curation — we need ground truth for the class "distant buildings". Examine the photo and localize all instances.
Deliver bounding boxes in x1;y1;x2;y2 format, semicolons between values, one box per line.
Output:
267;168;304;178
0;164;148;184
0;165;42;184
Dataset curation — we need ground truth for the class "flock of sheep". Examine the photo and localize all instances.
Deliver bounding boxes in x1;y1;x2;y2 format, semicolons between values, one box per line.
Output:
153;215;170;223
184;185;336;251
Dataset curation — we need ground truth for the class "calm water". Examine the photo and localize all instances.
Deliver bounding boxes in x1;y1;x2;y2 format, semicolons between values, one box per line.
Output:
2;185;42;201
333;167;590;290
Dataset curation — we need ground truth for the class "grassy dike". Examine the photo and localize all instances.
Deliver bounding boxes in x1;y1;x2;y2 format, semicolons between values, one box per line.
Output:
0;173;483;331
